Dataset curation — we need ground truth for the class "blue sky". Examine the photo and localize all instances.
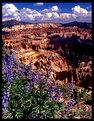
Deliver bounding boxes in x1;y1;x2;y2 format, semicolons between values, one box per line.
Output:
2;2;92;23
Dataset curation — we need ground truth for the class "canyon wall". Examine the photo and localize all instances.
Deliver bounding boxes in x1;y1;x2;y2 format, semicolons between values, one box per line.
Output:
2;23;92;88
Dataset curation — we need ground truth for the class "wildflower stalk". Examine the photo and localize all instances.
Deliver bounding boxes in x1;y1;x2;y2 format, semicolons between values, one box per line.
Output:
64;81;75;118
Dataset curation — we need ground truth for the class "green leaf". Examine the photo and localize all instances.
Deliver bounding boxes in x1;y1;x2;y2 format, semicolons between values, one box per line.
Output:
40;110;45;113
79;89;82;93
39;115;44;119
54;105;59;110
43;105;49;108
12;109;15;111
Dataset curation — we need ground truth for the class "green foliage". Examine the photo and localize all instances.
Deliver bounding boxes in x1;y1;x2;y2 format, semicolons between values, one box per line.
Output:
55;85;68;93
2;73;9;95
2;52;92;119
73;88;91;102
7;77;63;119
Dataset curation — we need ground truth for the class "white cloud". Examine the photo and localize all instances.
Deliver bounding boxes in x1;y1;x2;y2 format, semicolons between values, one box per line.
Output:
71;5;92;23
60;13;71;19
3;3;18;17
34;2;44;6
45;12;52;18
59;13;76;23
40;11;60;22
2;3;92;23
2;3;20;21
3;3;18;13
51;6;59;12
19;8;43;22
40;6;59;13
52;12;59;18
72;5;88;16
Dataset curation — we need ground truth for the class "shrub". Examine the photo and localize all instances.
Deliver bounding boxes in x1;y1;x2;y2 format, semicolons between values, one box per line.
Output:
7;77;63;119
73;88;91;103
2;53;64;119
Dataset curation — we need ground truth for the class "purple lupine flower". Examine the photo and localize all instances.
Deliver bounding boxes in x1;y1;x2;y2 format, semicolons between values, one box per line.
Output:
23;64;26;70
2;55;6;62
65;81;74;99
45;65;53;81
64;98;75;116
29;60;33;70
27;60;33;79
64;81;75;116
14;71;18;79
27;70;32;79
31;115;35;119
53;89;62;102
5;64;13;84
53;94;58;101
7;69;13;84
2;56;7;73
43;111;47;117
2;60;8;75
20;64;26;78
17;60;21;71
2;85;11;116
67;112;69;115
30;70;38;85
38;73;44;83
69;99;75;109
31;112;38;119
47;81;55;99
6;54;13;68
24;82;30;93
20;69;24;78
2;54;14;84
68;81;73;94
6;54;10;63
53;80;55;86
58;89;62;98
35;111;38;117
9;53;15;68
2;53;17;117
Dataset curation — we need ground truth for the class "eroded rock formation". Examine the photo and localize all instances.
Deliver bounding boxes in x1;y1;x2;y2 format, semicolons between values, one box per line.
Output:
2;23;92;87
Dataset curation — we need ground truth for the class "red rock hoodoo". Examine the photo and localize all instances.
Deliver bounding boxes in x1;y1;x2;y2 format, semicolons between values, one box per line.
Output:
2;23;92;87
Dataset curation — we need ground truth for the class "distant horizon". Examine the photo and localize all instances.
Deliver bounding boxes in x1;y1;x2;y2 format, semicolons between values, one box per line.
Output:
2;19;92;24
2;2;92;24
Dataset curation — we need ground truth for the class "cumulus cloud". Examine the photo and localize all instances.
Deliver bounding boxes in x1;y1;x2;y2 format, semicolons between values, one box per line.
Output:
3;3;18;14
71;5;92;22
72;5;88;16
60;13;71;19
40;6;59;13
34;2;44;6
51;6;59;12
41;12;59;22
2;3;20;21
19;8;43;22
2;3;92;23
59;13;76;23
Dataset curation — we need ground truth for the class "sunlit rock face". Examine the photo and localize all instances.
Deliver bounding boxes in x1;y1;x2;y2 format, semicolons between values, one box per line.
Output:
2;23;92;87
